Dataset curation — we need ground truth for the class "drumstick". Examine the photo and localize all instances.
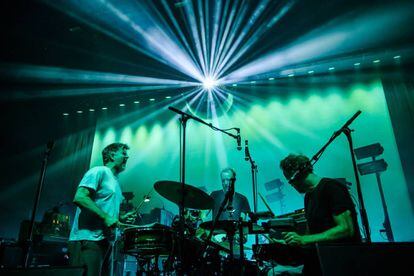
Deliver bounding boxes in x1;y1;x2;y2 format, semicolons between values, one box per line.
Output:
259;192;276;217
118;222;140;228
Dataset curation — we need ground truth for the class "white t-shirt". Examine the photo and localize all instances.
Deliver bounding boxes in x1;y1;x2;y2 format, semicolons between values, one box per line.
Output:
69;166;124;241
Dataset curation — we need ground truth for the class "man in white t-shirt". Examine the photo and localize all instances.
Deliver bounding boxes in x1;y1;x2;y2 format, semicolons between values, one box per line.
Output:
68;143;135;276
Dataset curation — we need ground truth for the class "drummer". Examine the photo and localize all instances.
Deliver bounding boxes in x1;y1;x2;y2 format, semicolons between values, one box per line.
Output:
199;168;251;246
210;167;251;221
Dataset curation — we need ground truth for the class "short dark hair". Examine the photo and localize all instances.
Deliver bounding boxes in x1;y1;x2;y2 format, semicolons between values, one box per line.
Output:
221;167;236;179
102;143;129;165
280;154;312;180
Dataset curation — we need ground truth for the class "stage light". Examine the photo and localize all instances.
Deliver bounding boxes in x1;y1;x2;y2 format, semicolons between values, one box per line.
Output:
102;107;108;110
89;108;95;112
268;77;275;80
329;67;335;71
354;62;361;66
393;55;401;59
288;73;294;77
133;101;140;104
76;110;83;114
119;103;125;107
202;77;218;90
232;84;237;87
149;98;155;101
308;70;314;74
63;113;69;116
165;96;171;99
373;59;381;63
250;81;256;84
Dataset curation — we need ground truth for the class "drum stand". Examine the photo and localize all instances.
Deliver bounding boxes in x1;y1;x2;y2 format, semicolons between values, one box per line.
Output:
136;255;161;276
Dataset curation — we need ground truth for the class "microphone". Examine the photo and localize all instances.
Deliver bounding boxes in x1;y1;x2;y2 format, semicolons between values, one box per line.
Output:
46;140;55;155
244;140;250;161
236;128;242;151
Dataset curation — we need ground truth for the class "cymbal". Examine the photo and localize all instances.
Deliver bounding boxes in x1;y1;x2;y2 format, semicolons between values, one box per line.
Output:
199;220;249;234
154;180;213;210
218;241;252;251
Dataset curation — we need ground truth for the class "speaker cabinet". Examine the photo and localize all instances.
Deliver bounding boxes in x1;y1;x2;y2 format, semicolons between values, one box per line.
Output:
316;242;414;276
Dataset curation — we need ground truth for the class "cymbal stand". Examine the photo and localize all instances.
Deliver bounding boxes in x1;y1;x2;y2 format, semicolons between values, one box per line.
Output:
238;217;245;275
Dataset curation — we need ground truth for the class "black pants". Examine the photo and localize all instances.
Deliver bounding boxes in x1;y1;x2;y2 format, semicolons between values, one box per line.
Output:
68;239;112;276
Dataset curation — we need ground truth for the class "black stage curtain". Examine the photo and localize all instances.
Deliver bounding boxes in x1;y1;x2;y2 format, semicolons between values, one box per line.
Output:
0;103;97;239
382;76;414;210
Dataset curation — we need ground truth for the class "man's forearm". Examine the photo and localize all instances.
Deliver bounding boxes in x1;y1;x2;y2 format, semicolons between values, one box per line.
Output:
303;225;352;244
75;196;109;220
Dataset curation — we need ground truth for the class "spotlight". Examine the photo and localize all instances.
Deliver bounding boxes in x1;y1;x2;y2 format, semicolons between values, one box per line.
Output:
393;55;401;60
149;98;155;102
202;77;218;90
268;77;275;80
288;73;294;77
62;113;69;116
165;96;171;99
373;59;381;64
250;81;256;84
119;103;125;107
76;110;83;114
102;107;108;110
89;108;95;112
329;67;335;71
354;62;361;66
308;70;314;74
232;84;237;87
133;101;140;104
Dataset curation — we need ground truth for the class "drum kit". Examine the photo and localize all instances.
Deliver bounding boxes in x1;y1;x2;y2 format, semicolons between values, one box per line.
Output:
119;180;259;275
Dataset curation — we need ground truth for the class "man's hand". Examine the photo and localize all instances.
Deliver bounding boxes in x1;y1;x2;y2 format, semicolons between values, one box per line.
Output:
104;215;119;228
282;232;306;246
120;211;137;223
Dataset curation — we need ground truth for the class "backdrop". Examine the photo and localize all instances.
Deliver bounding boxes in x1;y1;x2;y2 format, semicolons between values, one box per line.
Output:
90;79;414;242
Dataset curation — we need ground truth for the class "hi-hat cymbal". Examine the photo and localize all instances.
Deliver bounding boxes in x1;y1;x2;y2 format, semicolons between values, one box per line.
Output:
199;220;249;234
154;180;213;210
218;241;252;251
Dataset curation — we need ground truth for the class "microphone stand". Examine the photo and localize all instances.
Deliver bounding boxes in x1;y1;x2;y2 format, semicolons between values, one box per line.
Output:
244;140;259;245
168;106;239;273
309;111;371;243
203;189;234;258
23;141;54;268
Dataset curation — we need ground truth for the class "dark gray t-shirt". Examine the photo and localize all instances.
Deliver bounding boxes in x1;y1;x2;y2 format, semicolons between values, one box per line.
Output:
210;190;251;220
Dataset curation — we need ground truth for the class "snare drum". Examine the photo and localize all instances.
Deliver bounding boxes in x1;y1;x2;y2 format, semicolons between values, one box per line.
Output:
123;226;174;256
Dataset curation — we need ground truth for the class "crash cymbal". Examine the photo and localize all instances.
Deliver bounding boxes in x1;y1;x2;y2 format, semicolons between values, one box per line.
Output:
154;180;213;210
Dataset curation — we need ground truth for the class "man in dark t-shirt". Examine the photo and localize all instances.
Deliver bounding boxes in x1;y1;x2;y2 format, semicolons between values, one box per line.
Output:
279;154;361;275
210;167;251;220
304;178;361;243
204;168;250;251
210;190;250;221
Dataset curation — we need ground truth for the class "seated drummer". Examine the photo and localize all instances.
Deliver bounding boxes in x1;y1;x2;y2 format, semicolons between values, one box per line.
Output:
210;167;251;221
198;168;250;247
278;154;361;275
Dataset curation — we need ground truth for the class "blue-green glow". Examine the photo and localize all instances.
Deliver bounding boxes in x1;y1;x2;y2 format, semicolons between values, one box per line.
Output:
89;80;414;242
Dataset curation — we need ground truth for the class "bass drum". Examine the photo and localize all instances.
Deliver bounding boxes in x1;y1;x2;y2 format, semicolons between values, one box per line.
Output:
175;236;223;275
122;226;174;256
